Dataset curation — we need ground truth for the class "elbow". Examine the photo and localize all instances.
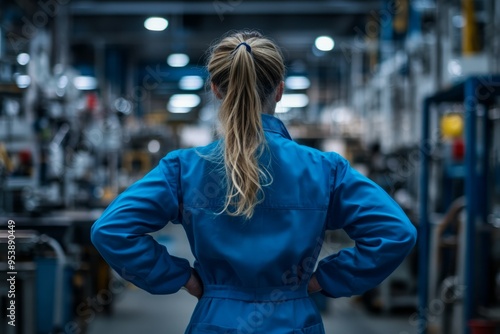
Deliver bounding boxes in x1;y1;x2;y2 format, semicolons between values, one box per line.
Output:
402;220;417;254
90;220;103;250
90;220;114;261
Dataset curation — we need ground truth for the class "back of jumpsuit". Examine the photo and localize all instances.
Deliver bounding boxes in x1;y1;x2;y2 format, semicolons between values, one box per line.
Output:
91;114;417;334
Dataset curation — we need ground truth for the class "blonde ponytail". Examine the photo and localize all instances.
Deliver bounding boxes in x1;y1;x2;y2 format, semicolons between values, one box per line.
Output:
208;31;285;219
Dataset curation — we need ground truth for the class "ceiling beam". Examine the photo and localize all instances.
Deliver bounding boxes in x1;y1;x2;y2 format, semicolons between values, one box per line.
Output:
69;1;381;16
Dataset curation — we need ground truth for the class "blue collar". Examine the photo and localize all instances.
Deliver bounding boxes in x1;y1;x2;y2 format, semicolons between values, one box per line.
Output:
261;114;292;140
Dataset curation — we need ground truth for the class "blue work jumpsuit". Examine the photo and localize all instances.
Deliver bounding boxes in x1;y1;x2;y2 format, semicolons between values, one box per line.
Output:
91;114;417;334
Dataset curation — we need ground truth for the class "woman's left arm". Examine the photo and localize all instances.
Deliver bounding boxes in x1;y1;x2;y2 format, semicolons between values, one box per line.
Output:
91;151;191;294
314;155;417;298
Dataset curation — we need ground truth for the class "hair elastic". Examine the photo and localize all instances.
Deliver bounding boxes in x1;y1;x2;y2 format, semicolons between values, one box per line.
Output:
235;42;252;53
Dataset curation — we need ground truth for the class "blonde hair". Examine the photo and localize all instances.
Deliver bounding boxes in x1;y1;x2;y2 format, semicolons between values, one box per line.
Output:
207;30;285;219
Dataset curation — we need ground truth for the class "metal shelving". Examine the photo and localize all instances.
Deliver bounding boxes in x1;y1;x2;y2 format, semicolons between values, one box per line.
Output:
419;75;500;334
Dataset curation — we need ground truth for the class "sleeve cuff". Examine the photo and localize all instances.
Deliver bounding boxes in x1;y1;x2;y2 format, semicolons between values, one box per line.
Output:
315;260;357;299
144;256;192;295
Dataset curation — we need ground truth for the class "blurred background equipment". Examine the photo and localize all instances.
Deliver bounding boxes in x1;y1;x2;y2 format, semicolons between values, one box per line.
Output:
420;76;500;334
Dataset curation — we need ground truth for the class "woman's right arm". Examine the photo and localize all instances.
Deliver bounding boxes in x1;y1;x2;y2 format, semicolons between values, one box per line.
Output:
91;152;192;295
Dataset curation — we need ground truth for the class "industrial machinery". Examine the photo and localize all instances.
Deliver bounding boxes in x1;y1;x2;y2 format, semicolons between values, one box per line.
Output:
419;76;500;334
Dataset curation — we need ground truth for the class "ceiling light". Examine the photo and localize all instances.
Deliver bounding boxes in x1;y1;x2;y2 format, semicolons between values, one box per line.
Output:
179;76;204;90
168;107;192;114
17;53;30;65
73;76;98;90
279;94;309;109
285;76;311;90
167;94;201;113
315;36;335;52
167;53;189;67
144;17;168;31
169;94;201;108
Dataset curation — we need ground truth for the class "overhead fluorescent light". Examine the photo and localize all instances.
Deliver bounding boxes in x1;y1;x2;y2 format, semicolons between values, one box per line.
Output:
167;94;201;113
179;76;204;90
168;107;192;114
144;17;168;31
73;76;98;90
169;94;201;108
315;36;335;51
167;53;189;67
285;76;311;90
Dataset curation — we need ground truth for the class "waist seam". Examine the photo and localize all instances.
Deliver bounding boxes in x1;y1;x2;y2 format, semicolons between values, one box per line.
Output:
201;284;309;302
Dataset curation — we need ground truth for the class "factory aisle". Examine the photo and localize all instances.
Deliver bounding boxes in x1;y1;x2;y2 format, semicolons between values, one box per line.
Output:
86;288;415;334
87;224;415;334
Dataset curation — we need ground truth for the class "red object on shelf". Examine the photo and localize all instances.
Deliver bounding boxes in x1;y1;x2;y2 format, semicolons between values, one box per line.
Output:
86;92;98;111
18;149;32;164
468;319;497;334
452;137;465;161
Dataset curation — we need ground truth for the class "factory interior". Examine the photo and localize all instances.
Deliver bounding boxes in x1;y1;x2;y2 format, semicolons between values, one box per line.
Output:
1;0;500;333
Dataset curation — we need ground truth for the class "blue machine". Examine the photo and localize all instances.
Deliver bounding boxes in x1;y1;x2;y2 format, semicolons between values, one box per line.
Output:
35;257;73;334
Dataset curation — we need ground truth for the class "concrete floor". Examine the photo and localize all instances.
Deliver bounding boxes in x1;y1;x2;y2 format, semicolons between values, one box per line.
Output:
86;287;416;334
86;224;416;334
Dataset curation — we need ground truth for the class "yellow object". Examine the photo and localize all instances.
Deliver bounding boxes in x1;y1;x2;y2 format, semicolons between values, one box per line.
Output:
123;151;151;174
102;187;116;202
0;143;13;172
393;0;409;34
441;114;464;138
